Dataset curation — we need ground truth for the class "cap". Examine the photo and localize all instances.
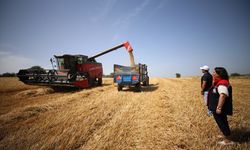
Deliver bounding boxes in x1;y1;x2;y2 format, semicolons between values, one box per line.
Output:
200;65;209;71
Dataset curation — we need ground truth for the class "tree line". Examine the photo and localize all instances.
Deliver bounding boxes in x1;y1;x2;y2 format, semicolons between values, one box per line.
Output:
0;65;248;78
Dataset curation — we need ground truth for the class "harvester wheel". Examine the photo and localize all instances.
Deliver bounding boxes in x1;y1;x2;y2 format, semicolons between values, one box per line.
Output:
97;78;102;86
88;77;95;87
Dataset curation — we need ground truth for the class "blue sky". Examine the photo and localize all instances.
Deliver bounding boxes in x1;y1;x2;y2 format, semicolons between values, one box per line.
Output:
0;0;249;77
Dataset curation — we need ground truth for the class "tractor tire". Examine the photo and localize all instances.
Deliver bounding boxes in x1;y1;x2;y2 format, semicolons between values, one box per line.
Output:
142;76;149;86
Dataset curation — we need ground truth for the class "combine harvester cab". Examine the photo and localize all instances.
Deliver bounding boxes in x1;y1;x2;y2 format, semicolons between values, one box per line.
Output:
17;54;103;88
114;64;149;91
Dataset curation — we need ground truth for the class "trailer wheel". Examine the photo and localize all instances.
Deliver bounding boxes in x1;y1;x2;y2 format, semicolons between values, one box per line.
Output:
142;76;149;86
97;78;102;86
135;83;141;92
146;77;149;86
118;85;123;91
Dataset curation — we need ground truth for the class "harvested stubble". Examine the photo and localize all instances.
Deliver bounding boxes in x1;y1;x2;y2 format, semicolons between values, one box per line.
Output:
0;77;249;150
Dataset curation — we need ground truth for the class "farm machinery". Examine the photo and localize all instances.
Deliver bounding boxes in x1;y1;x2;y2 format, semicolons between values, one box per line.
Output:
17;41;134;88
113;64;149;91
112;44;149;91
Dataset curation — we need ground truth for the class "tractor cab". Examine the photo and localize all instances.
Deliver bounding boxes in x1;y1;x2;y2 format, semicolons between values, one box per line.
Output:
53;55;88;72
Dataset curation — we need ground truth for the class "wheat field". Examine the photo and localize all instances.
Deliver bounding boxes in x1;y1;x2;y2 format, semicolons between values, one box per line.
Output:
0;77;249;150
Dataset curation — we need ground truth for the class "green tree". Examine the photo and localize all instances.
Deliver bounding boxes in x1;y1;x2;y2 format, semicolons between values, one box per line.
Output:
28;66;46;73
231;73;241;77
0;72;16;77
176;73;181;78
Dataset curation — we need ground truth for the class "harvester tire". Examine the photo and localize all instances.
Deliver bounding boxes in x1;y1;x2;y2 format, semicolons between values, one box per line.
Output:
88;77;95;87
97;78;102;86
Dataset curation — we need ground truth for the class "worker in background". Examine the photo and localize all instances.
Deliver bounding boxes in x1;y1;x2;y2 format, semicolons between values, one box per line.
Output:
200;65;213;106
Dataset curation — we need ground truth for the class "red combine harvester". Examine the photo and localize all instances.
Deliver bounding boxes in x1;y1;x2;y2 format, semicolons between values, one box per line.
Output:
17;41;133;88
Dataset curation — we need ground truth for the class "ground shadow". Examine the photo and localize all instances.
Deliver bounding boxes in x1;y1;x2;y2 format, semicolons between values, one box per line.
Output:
50;86;82;93
119;83;159;93
141;83;159;92
230;128;250;143
101;83;112;86
50;83;112;93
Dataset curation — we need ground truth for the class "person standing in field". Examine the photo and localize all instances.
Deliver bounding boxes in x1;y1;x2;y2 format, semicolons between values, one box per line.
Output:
208;67;234;145
200;65;213;105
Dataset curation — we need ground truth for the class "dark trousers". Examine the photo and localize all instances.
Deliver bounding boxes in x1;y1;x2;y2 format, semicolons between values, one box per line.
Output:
213;113;231;136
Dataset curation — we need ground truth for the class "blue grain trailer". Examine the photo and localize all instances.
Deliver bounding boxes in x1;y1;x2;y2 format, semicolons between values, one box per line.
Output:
114;64;149;91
